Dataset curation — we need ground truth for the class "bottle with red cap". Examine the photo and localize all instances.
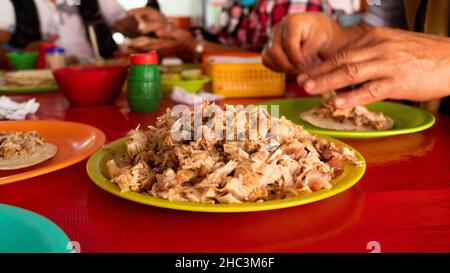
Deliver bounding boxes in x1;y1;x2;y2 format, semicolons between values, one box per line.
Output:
36;43;56;69
127;52;161;112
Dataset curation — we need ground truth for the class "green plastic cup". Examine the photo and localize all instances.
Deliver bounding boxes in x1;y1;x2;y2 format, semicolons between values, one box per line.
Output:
7;51;38;70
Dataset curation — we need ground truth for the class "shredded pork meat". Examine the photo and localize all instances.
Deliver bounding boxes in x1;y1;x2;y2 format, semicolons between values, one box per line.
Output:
106;103;362;204
313;91;392;130
0;131;45;160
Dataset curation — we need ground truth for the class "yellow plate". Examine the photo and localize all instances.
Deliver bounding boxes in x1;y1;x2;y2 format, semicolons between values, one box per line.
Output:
87;137;366;213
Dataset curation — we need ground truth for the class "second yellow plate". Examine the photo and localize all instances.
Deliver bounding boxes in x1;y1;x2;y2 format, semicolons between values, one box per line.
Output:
86;136;366;213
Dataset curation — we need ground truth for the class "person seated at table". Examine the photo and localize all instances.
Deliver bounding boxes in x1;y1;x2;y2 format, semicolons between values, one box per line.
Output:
0;0;143;64
127;0;334;62
262;0;450;114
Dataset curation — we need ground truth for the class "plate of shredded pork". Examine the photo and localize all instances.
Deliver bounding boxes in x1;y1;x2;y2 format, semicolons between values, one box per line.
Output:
87;102;365;212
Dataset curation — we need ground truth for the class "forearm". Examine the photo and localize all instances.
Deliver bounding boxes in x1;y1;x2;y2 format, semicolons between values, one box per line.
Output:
203;41;248;55
180;40;249;62
114;17;141;38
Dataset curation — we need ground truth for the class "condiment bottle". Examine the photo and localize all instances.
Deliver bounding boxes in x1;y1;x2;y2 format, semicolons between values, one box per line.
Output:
127;52;161;112
45;48;66;69
37;43;56;69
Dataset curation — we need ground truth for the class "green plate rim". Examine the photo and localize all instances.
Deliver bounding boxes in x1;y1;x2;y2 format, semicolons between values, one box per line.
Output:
86;136;366;213
161;75;211;84
0;85;59;93
258;97;436;138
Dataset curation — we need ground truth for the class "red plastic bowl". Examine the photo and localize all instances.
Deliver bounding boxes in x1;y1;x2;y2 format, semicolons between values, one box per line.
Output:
53;66;128;107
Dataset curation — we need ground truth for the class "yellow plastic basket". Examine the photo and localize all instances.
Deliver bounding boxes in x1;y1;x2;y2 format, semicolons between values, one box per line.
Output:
209;60;285;98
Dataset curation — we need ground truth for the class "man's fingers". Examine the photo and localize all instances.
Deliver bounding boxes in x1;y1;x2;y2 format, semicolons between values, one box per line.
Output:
264;47;297;73
306;46;381;80
156;29;173;39
262;25;297;73
128;7;155;17
46;34;58;43
297;34;375;86
157;28;187;40
262;53;278;72
280;20;310;68
334;79;393;108
301;31;328;68
142;42;170;53
304;60;389;94
128;9;147;19
128;41;153;52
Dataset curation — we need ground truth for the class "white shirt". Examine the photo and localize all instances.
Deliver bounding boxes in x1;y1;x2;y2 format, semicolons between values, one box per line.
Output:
0;0;127;59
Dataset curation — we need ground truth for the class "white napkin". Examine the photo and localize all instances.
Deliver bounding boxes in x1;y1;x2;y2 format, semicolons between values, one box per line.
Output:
171;86;224;105
0;96;40;120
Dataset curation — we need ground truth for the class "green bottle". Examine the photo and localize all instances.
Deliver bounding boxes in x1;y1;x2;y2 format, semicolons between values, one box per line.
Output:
127;52;161;112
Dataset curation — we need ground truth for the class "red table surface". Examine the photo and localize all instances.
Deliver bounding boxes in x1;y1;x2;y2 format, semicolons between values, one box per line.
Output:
1;87;450;253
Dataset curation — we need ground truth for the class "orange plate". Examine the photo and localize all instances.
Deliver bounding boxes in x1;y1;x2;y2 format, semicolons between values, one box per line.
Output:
0;121;105;185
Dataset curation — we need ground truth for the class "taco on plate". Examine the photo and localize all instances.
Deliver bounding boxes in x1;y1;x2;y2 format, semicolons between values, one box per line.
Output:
0;131;57;170
300;91;394;131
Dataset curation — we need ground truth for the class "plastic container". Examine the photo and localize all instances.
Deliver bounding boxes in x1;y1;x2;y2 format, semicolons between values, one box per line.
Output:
206;53;285;98
6;51;38;70
45;48;66;69
53;66;127;107
37;43;56;69
127;52;161;112
161;76;210;97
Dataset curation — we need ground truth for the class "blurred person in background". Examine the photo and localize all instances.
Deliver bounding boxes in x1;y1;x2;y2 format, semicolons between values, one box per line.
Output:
262;0;450;114
128;0;334;62
0;0;143;67
146;0;160;10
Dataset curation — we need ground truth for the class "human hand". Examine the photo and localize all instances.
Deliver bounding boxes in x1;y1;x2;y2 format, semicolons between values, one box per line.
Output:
262;13;340;73
298;28;450;108
128;7;167;34
129;28;196;59
24;34;58;51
